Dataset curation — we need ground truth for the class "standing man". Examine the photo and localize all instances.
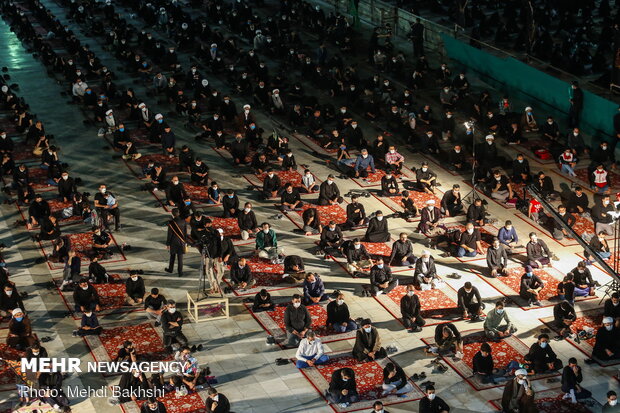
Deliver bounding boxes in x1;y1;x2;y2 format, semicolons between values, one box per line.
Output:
407;18;425;57
165;208;187;277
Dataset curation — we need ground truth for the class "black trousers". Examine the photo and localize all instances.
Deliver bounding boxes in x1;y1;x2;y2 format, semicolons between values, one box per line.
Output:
403;314;426;329
168;251;184;276
163;331;188;348
98;207;120;230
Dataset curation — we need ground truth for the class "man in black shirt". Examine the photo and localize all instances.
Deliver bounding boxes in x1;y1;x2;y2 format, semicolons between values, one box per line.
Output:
511;153;531;184
165;208;187;277
326;292;357;332
73;278;100;313
190;158;209;186
125;271;146;306
345;195;367;228
318;174;343;206
94;184;120;231
92;227;113;257
238;202;259;240
57;171;75;203
567;186;589;214
520;265;545;306
280;183;303;211
455;223;483;258
144;288;166;326
389;233;416;266
419;385;450;413
370;258;398;296
604;292;620;328
466;198;486;227
380;171;399;197
457;282;483;320
400;284;425;332
318;221;343;258
27;194;50;229
262;169;282;199
230;257;254;290
161;300;188;352
222;189;240;218
440;184;463;217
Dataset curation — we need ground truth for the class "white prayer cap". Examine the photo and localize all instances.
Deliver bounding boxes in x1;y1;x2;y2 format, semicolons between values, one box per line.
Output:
155;113;163;120
514;368;527;377
243;104;251;110
217;228;224;234
12;308;23;316
138;102;146;108
485;134;494;141
603;316;614;324
525;106;532;111
211;43;217;48
426;199;435;205
105;109;113;115
201;79;208;86
421;249;430;256
272;89;279;94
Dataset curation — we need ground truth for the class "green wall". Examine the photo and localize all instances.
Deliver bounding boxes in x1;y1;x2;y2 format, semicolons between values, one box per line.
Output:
441;34;617;141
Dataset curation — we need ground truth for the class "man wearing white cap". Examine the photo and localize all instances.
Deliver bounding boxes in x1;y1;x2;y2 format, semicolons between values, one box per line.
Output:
520;106;538;132
501;368;535;413
593;316;620;361
238;104;255;127
418;199;443;235
414;250;437;289
270;89;284;114
7;308;35;350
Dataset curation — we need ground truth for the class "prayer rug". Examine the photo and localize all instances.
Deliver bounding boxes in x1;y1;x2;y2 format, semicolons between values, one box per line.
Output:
0;345;24;391
372;189;443;219
38;231;126;270
298;351;424;412
514;211;594;248
16;197;82;230
120;389;209;413
222;257;293;296
489;387;602;412
292;133;338;155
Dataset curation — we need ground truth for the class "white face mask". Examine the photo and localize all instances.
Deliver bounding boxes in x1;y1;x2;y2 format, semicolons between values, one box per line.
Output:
354;244;361;250
263;229;270;234
337;300;344;305
327;180;333;185
5;290;12;296
293;302;301;308
496;308;504;314
244;208;250;213
455;149;461;153
606;325;613;331
168;308;176;313
364;327;372;333
389;149;395;154
100;188;106;193
131;276;138;281
540;342;547;348
610;399;618;406
377;216;383;221
517;379;525;385
427;393;436;400
62;175;68;180
407;291;414;297
81;286;88;290
421;167;428;172
84;312;92;317
351;124;357;129
467;228;473;234
487;141;493;145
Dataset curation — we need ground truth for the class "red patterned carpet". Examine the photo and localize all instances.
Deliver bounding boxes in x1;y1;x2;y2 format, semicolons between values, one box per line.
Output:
292;133;338;154
223;257;291;296
478;266;596;310
208;216;241;239
422;330;557;390
83;322;170;364
490;387;602;412
574;167;620;191
10;142;37;162
16;198;81;230
374;284;460;326
374;189;443;217
330;239;413;275
251;302;357;344
183;183;211;204
39;231;126;270
516;212;594;247
295;203;348;226
442;222;498;263
299;351;424;412
0;344;24;391
540;309;617;366
23;166;56;192
514;139;556;165
121;390;209;413
256;170;304;187
134;154;183;173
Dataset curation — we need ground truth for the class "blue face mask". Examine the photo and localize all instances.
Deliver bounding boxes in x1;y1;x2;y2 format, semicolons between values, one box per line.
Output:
250;125;256;130
184;201;191;206
526;272;533;277
15;317;23;322
142;62;147;67
119;128;125;132
86;90;92;94
377;264;384;269
158;119;163;124
228;195;234;198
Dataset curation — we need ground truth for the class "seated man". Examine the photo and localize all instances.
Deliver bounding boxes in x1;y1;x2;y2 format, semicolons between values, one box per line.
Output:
419;384;450;413
222;189;240;218
353;149;376;179
364;211;390;243
280;183;303;211
370;258;398;296
302;207;322;236
455;222;483;258
255;223;284;262
345;195;368;228
415;162;437;194
399;191;419;220
284;294;311;347
486;170;513;202
593;317;620;361
326;292;357;332
401;284;425;332
352;319;387;362
486;237;508;277
125;270;146;306
604;292;620;328
382;362;414;397
561;358;591;404
282;255;306;283
262;169;282;199
552;205;576;241
466;198;487;227
73;310;103;337
318;221;344;258
327;368;359;408
238;202;259;240
418;200;443;235
190;158;209;186
567;186;589;215
205;388;230;413
497;220;519;253
552;300;576;338
385;145;405;174
92;226;113;258
303;273;329;305
380;171;399;197
526;232;556;268
301;169;319;193
432;323;463;357
457;281;484;321
414;250;438;289
345;239;372;275
318;175;343;206
230;257;255;290
484;301;516;339
73;278;101;313
520;265;545;306
440;184;463;217
526;334;562;373
585;231;612;263
7;309;35;350
501;369;536;413
295;330;329;368
144;288;166;326
389;233;416;267
252;289;275;312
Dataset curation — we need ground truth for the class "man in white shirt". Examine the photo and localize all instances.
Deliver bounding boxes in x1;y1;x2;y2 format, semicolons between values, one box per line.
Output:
295;330;329;368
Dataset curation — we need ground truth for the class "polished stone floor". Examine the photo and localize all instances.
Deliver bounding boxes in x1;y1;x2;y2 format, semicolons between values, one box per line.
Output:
0;1;619;412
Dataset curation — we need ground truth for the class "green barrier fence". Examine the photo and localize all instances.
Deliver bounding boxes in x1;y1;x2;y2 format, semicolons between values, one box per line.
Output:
442;34;617;142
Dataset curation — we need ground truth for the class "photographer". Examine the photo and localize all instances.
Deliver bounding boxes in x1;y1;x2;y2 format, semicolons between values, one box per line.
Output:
197;222;222;295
